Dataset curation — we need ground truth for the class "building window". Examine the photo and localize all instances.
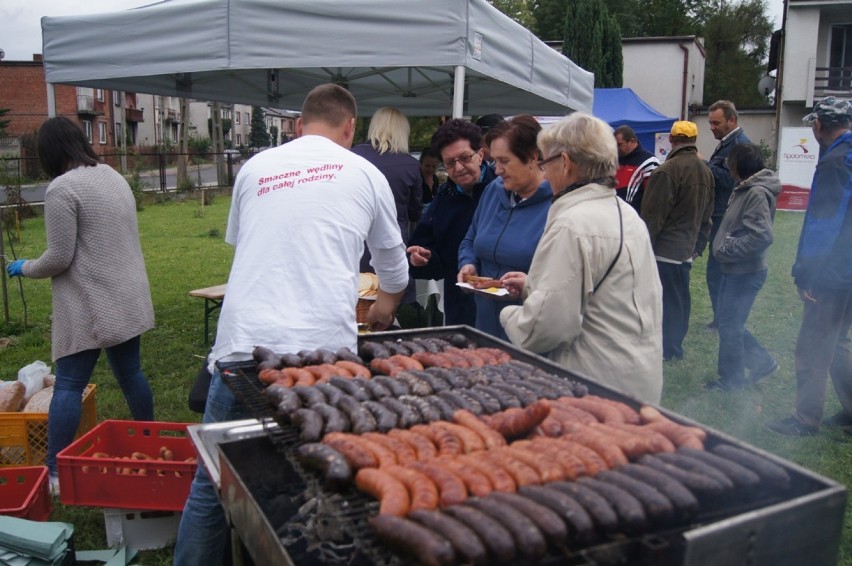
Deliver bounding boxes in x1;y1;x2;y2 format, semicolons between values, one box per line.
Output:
82;121;93;143
829;25;852;90
237;134;242;146
115;123;123;145
113;91;121;106
245;112;249;124
98;122;107;144
96;89;104;102
235;112;240;125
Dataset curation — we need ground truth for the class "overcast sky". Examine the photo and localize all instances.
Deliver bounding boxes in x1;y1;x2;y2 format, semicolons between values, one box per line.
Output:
1;0;787;63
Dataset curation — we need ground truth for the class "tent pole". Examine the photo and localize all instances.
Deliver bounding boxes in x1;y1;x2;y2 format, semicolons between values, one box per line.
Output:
452;65;465;118
46;83;57;118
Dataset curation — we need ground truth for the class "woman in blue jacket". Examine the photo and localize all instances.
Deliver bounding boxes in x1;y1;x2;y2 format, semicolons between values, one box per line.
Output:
458;115;551;340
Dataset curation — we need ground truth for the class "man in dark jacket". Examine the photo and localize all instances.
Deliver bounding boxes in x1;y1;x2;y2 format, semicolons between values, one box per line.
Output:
614;125;660;213
407;119;496;326
641;121;714;361
705;100;751;329
768;96;852;436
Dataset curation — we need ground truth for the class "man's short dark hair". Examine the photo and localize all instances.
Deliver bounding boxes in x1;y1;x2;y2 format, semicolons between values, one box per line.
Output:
613;125;637;142
301;84;357;127
37;116;100;179
431;118;482;158
419;147;439;163
726;143;765;180
709;99;738;121
484;114;542;163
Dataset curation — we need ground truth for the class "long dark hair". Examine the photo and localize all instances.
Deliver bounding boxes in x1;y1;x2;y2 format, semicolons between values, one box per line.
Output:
37;117;100;179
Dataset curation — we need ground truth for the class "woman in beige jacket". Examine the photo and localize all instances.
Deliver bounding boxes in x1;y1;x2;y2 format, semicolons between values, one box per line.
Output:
499;113;663;403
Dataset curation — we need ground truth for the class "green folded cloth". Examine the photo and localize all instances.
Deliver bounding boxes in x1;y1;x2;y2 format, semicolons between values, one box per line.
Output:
0;516;73;562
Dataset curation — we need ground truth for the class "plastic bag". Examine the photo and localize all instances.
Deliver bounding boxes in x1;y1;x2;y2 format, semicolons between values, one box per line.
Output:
17;360;50;403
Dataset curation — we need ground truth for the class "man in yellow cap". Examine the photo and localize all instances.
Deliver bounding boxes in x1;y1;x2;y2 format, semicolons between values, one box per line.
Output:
641;121;714;361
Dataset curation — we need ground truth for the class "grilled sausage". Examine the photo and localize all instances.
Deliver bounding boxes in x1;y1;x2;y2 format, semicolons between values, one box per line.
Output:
409;370;451;393
291;408;323;442
279;353;304;368
596;469;675;523
383;464;439;512
361;400;399;433
453;409;507;450
312;402;351;434
433;421;486;454
482;452;541;487
545;480;619;534
371;375;411;397
368;514;455;566
323;435;378;470
576;477;647;534
258;368;284;384
563;429;629;468
360;379;391;400
328;376;370;401
435;456;493;497
711;444;791;491
363;432;417;464
558;395;625;423
644;420;706;450
265;383;301;414
518;440;587;480
444;505;517;565
638;454;728;498
462;387;501;414
679;447;761;489
464;497;547;562
291;385;327;407
501;446;565;483
484;400;551;440
252;345;281;367
313;382;345;407
296;443;352;489
337;395;378;434
619;463;699;519
424;395;456;421
355;435;398;468
457;454;517;493
412;424;463;457
490;383;537;407
474;384;521;410
408;509;489;566
388;429;437;461
396;371;434;396
401;395;441;423
407;461;468;507
370;357;400;376
517;485;595;543
358;341;391;361
487;492;569;548
437;390;477;414
335;360;371;379
380;397;423;428
335;347;364;365
656;452;735;491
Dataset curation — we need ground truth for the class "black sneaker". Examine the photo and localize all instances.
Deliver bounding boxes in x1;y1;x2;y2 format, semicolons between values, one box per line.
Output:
750;360;779;384
766;416;818;437
822;411;852;428
704;379;745;392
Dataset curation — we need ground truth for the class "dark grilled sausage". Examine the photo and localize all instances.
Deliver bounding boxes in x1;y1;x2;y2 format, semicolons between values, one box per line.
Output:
337;395;378;434
323;435;378;470
619;463;699;519
358;341;391;361
396;371;434;396
638;454;728;498
371;375;411;397
437;390;475;413
464;497;547;562
463;387;501;414
409;370;451;393
544;480;619;534
408;509;489;566
596;469;675;524
291;385;327;407
265;383;301;414
361;400;399;433
401;395;442;423
380;397;423;428
335;347;364;365
369;515;457;566
517;485;595;544
279;353;304;368
313;382;345;407
427;367;467;389
490;383;538;407
444;505;517;565
711;444;791;491
296;443;352;489
291;408;323;442
329;376;370;401
679;447;761;490
362;379;392;400
488;492;569;549
424;395;456;421
312;402;351;434
474;384;522;409
576;477;647;534
656;452;735;491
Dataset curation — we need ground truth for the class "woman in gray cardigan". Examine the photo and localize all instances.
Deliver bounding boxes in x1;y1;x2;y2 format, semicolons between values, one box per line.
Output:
6;117;155;491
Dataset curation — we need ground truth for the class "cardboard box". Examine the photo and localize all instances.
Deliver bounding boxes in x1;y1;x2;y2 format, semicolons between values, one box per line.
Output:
103;508;181;550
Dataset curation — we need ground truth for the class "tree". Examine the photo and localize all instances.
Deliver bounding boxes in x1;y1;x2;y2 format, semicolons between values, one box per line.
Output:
563;0;623;88
488;0;535;30
249;106;270;148
207;117;232;138
702;0;773;106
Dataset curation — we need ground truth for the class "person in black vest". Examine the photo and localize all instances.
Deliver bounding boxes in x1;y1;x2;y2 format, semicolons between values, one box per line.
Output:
613;125;660;214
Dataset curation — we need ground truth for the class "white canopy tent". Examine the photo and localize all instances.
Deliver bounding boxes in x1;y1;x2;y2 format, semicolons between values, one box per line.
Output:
41;0;594;118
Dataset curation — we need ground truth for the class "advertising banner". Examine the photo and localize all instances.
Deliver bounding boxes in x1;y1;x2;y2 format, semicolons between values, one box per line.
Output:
777;127;819;211
654;133;672;162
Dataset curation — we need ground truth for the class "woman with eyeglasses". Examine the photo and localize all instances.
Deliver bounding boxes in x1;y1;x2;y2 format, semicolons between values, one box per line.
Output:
407;119;496;326
456;115;552;340
499;113;664;404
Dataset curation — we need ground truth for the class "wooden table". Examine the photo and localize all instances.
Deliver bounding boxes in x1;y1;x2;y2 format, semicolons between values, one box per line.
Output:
189;283;227;346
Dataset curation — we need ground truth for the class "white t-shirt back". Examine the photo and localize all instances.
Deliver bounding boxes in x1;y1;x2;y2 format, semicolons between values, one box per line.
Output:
211;135;405;367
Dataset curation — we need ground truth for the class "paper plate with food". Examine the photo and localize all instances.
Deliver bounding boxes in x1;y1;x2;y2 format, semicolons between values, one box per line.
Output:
457;274;510;297
358;272;379;300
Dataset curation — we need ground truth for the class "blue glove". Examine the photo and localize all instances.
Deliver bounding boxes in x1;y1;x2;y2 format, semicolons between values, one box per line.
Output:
6;259;26;278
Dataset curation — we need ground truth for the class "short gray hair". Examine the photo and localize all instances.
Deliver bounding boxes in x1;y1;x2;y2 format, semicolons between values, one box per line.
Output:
538;113;618;181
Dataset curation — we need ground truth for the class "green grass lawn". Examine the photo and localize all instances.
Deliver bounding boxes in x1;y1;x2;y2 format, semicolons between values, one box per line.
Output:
1;197;850;564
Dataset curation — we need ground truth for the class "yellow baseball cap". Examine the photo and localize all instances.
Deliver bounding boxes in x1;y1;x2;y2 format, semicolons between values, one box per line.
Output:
670;121;698;138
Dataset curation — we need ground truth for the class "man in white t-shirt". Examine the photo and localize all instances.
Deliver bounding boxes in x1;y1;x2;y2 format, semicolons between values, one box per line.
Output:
174;84;409;566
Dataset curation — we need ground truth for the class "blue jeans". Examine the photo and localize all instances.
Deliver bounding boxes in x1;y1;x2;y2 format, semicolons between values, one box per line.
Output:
657;261;692;360
174;368;251;566
717;270;773;387
48;335;153;475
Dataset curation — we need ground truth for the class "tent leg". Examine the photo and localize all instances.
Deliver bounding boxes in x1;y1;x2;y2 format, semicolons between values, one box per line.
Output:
46;83;57;118
452;66;466;118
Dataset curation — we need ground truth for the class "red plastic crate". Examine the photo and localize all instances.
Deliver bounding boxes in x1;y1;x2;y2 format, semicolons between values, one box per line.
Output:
56;420;197;511
0;466;52;521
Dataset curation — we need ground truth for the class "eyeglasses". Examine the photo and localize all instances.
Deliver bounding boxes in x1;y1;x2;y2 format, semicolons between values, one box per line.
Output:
537;152;563;171
442;152;477;170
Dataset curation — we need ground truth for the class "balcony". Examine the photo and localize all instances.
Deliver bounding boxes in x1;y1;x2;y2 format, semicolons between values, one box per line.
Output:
77;95;99;115
166;109;178;122
125;107;144;123
814;67;852;97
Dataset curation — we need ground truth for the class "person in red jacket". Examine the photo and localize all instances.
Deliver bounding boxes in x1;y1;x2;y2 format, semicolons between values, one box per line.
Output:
614;125;659;213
